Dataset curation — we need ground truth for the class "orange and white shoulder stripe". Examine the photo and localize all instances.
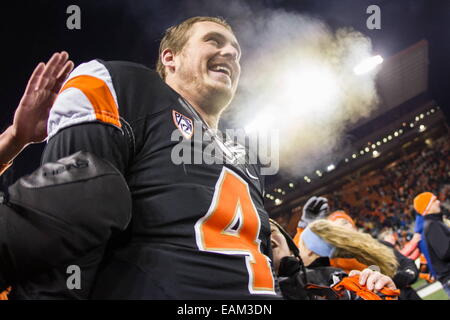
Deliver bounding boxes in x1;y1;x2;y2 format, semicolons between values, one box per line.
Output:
47;60;121;140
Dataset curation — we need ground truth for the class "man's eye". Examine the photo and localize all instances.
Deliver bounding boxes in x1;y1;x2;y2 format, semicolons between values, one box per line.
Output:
207;38;220;45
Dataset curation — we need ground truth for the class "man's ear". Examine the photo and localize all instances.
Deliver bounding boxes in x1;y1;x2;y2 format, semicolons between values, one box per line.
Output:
161;48;176;74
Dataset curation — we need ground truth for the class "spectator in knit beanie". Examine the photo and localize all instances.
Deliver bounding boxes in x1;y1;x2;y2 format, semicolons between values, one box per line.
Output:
414;192;450;298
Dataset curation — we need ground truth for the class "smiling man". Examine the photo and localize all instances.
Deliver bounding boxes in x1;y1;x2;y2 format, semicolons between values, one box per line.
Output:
20;16;279;300
158;20;241;129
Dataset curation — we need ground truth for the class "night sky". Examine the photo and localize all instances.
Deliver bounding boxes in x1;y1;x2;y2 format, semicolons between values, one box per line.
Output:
1;0;449;182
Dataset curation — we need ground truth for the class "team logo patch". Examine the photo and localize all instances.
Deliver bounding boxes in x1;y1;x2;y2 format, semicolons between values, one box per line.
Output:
172;110;194;139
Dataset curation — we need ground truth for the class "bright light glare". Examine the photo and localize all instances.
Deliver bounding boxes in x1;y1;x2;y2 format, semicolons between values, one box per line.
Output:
281;64;338;116
353;55;383;75
244;114;271;133
419;125;426;132
326;164;335;172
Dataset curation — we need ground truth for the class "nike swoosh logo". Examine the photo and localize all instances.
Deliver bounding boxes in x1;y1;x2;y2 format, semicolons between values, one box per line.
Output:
246;168;259;180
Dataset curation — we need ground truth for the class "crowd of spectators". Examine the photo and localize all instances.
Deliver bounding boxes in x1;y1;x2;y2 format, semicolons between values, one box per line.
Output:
325;134;450;243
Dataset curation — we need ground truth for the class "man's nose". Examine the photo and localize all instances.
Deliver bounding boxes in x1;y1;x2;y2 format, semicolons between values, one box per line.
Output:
221;44;239;61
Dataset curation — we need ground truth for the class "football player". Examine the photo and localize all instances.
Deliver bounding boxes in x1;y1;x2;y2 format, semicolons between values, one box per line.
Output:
3;16;396;300
38;16;278;299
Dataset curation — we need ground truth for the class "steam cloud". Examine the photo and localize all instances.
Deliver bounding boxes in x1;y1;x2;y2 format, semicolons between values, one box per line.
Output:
225;4;380;178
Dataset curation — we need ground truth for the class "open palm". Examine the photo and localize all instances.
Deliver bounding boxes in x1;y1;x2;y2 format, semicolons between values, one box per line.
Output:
13;52;74;145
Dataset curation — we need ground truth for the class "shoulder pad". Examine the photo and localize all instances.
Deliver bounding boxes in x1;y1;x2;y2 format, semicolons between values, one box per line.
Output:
47;59;121;140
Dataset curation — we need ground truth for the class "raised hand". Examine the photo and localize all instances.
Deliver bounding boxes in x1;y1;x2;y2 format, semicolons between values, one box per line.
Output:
11;52;74;145
298;196;329;229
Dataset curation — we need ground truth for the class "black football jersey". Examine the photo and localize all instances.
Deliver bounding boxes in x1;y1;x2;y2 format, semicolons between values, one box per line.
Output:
38;60;280;299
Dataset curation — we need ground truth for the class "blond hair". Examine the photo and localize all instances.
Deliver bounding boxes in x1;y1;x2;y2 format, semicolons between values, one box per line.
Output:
156;16;233;80
309;220;398;277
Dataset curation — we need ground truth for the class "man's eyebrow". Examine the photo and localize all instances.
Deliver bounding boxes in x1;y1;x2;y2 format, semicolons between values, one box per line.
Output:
204;31;241;56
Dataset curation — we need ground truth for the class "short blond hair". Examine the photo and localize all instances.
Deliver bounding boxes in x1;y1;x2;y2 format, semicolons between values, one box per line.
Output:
156;16;233;80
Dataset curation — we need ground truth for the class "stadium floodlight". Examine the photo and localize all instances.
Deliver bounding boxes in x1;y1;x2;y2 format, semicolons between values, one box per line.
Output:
420;114;424;119
353;55;383;75
419;125;426;132
275;199;282;206
415;116;420;122
383;138;388;143
394;131;399;137
352;154;357;159
345;158;349;163
326;164;335;172
365;147;370;152
289;183;294;188
373;150;380;158
410;123;414;128
377;141;381;146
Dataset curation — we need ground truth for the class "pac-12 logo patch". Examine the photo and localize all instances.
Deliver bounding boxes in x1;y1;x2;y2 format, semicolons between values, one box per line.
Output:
172;110;194;139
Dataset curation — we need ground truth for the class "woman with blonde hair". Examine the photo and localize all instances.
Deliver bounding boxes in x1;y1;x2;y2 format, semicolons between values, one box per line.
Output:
300;219;398;278
271;219;399;299
328;210;421;300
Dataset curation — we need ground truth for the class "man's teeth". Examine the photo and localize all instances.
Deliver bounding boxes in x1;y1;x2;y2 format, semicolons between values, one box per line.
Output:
211;65;231;77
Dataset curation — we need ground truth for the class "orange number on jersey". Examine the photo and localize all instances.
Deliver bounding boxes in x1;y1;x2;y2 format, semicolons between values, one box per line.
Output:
195;167;275;295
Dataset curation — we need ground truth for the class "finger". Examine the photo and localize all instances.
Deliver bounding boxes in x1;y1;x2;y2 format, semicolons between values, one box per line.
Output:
35;75;51;92
35;53;60;89
359;269;372;285
314;200;323;210
53;60;74;92
42;52;63;79
59;51;69;62
374;276;390;291
52;51;70;77
56;60;74;79
366;272;380;291
306;197;317;206
24;62;45;95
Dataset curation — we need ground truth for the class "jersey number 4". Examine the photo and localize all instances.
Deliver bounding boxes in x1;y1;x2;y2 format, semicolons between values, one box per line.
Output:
195;167;275;295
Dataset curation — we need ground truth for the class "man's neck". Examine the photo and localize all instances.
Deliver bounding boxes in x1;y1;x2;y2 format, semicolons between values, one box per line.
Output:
165;80;223;130
189;102;220;130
